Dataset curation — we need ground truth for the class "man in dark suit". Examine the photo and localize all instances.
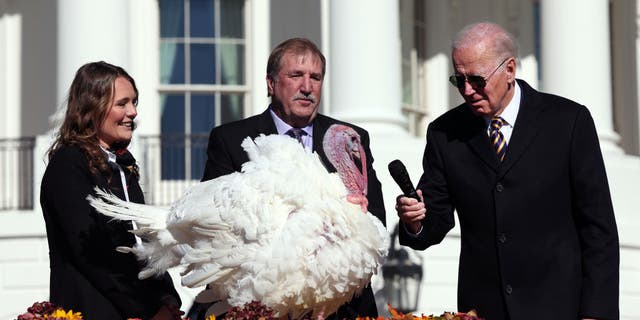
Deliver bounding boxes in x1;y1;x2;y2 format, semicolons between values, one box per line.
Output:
395;22;619;320
194;37;385;319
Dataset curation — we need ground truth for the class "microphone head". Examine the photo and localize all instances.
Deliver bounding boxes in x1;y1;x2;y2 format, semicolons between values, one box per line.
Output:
388;159;405;172
388;159;416;196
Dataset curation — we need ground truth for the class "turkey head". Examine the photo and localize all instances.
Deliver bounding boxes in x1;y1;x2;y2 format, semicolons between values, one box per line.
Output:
322;124;368;212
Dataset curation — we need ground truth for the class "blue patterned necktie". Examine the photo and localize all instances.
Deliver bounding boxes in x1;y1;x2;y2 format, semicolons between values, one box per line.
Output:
490;116;507;161
286;128;305;144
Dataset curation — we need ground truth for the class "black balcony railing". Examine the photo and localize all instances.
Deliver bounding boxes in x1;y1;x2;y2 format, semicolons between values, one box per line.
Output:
0;137;35;210
0;134;210;211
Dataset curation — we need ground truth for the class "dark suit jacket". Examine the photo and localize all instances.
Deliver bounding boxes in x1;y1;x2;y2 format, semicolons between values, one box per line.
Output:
40;145;181;320
201;108;386;318
400;80;619;320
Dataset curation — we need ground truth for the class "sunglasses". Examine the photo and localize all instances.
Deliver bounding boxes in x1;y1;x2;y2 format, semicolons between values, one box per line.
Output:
449;58;509;89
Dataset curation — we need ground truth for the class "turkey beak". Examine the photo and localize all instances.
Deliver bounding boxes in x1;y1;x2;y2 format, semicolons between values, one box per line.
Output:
348;136;368;196
348;137;361;160
346;137;362;174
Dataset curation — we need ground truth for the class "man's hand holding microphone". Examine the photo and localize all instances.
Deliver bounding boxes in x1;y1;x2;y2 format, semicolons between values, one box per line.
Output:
388;160;426;234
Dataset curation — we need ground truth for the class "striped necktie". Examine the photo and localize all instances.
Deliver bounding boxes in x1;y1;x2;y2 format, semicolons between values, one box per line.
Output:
490;116;507;161
286;128;305;144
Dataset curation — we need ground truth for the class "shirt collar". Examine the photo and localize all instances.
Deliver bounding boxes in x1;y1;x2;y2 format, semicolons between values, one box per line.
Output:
101;146;117;164
269;106;313;137
485;80;521;128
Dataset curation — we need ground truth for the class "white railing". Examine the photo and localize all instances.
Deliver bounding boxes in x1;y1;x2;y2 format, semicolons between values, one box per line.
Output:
138;134;209;206
0;137;35;210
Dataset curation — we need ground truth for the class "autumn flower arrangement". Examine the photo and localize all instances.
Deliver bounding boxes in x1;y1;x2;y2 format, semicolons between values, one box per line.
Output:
17;301;483;320
16;301;82;320
360;305;484;320
202;302;484;320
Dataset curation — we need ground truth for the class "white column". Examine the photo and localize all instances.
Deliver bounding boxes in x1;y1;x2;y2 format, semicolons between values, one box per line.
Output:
249;0;270;116
328;0;405;133
54;0;131;127
320;0;331;114
128;0;160;137
637;0;640;154
540;0;621;154
0;11;21;138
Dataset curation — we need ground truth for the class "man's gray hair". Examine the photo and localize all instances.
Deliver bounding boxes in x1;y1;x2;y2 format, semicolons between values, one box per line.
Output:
451;22;519;63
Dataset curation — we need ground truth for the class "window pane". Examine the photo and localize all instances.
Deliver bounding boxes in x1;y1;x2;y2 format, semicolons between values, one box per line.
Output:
160;42;185;84
161;94;186;179
191;94;215;180
401;61;413;105
191;44;216;84
160;0;184;37
161;95;185;133
191;135;208;180
220;43;244;85
190;0;214;38
220;0;244;38
191;94;215;134
221;93;244;124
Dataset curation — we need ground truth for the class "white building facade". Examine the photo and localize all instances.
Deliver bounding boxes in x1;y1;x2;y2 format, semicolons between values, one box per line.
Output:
0;0;638;318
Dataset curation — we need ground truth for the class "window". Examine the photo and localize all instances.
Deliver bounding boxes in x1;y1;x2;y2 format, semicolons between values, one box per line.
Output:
399;0;427;136
159;0;247;180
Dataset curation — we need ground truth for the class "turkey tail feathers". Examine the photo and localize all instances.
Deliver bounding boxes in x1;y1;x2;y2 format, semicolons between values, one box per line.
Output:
87;187;180;278
87;188;168;227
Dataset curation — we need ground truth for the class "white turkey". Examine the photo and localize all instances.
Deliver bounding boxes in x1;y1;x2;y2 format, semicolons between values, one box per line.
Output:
88;124;389;319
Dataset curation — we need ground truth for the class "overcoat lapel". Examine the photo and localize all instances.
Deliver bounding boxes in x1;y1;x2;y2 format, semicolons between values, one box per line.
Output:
465;111;500;172
497;80;544;178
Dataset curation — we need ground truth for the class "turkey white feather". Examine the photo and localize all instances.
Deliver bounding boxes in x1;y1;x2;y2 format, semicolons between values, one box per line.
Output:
88;129;389;319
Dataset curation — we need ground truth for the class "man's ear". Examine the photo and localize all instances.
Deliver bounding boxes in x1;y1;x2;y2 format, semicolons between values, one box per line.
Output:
506;58;517;82
266;75;275;97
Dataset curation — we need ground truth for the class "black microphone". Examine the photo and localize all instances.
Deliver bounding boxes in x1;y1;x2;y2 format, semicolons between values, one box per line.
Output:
388;159;421;202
